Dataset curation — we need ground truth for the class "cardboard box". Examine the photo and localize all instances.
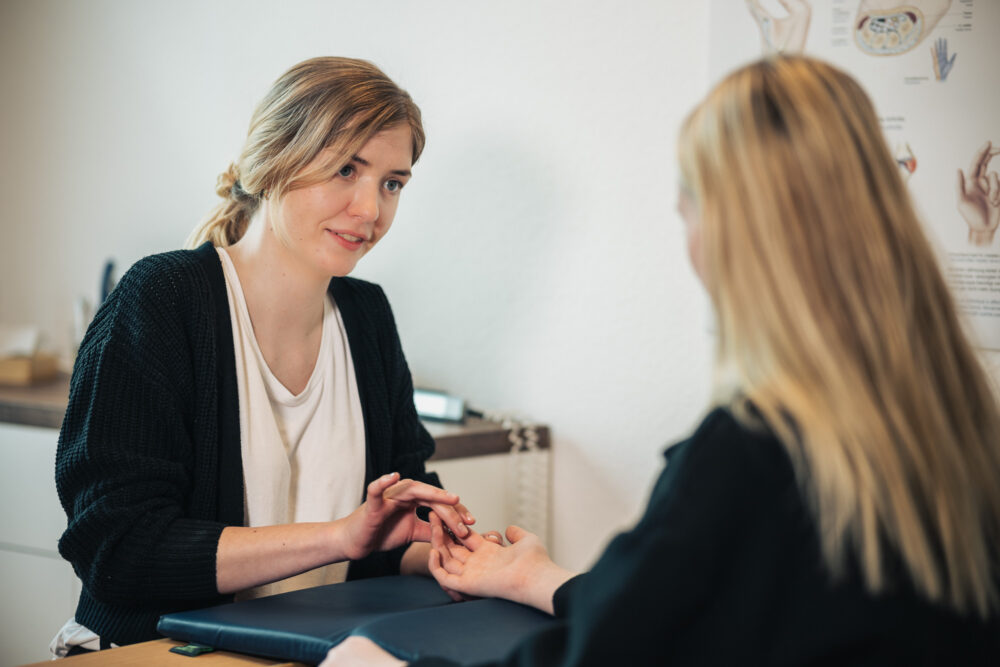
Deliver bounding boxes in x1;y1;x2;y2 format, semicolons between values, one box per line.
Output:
0;353;59;386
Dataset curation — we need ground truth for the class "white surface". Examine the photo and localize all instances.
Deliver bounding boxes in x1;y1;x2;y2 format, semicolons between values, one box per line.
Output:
0;423;79;667
0;549;78;666
0;423;65;552
0;1;713;570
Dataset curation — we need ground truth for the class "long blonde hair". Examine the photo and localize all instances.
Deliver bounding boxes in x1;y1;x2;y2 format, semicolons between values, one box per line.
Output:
187;57;425;248
679;55;1000;618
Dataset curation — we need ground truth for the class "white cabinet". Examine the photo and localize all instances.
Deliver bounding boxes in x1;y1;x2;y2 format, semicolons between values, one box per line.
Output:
0;423;80;666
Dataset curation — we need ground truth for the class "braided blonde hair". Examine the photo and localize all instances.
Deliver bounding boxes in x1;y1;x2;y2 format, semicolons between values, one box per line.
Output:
187;57;424;249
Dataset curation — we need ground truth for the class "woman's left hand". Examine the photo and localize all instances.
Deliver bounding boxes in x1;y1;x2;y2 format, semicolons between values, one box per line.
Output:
338;472;472;561
319;636;406;666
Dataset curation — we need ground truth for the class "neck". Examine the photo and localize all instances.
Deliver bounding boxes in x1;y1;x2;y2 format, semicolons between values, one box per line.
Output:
226;209;329;339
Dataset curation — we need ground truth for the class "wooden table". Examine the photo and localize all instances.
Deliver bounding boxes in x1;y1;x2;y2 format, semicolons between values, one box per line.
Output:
0;374;549;458
20;638;308;666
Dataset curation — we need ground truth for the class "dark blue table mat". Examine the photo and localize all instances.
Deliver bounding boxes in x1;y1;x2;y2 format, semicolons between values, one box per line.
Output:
157;575;557;665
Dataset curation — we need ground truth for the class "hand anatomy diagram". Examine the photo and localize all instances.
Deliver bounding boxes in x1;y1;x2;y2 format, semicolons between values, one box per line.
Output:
932;37;956;81
957;141;1000;247
746;0;812;54
854;0;952;56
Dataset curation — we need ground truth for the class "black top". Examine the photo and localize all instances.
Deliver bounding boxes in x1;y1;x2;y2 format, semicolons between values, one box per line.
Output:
55;242;440;646
416;408;1000;666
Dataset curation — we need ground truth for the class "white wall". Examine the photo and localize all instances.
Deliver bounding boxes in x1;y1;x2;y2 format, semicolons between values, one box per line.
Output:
0;0;712;570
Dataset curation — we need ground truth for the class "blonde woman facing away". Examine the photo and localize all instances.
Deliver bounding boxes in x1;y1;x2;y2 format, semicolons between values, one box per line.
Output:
52;57;476;656
324;56;1000;666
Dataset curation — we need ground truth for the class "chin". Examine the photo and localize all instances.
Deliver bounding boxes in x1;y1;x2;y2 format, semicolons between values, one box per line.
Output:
319;255;363;278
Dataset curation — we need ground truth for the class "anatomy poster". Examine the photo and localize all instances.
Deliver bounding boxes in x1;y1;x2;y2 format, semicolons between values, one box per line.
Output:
710;0;1000;348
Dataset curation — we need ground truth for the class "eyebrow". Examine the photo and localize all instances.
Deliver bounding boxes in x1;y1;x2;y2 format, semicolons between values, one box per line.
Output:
350;155;411;177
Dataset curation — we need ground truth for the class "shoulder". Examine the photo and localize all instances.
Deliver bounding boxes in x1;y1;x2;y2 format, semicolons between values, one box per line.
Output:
659;406;795;503
328;276;394;325
116;242;221;304
80;244;223;358
329;275;388;304
675;406;788;462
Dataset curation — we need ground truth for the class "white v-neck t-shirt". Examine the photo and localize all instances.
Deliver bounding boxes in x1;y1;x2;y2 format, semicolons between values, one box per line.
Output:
218;247;366;599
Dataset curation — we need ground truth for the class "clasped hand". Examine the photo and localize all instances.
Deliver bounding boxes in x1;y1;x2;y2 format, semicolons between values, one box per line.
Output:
339;472;474;561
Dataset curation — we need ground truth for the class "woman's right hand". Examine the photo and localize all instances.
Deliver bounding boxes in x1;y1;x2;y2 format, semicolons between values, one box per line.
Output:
427;514;575;615
338;472;470;562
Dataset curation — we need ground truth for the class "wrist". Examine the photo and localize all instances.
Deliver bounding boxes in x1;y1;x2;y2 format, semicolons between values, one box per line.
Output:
329;515;365;563
516;559;575;615
969;227;996;246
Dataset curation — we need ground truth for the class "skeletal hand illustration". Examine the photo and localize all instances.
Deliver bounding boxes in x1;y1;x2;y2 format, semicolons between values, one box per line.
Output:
932;38;956;80
957;141;1000;246
746;0;812;54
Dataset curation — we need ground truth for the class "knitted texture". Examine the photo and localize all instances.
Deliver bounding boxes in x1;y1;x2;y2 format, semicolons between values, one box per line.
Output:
412;410;1000;666
56;242;440;645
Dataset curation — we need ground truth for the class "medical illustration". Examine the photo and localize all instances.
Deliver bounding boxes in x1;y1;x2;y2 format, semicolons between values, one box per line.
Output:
854;0;952;56
746;0;812;54
895;142;917;181
957;141;1000;247
932;37;956;80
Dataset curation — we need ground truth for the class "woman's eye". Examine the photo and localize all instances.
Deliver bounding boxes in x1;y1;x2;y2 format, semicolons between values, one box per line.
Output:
338;165;355;178
385;179;404;193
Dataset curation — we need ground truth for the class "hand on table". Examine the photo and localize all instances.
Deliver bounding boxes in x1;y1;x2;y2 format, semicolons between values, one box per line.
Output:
427;514;574;614
339;473;474;561
427;521;506;601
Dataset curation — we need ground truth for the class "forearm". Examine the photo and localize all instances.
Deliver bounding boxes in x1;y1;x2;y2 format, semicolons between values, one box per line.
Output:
216;520;354;594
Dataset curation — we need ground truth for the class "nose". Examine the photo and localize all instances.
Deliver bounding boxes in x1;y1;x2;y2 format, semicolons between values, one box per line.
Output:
347;181;379;225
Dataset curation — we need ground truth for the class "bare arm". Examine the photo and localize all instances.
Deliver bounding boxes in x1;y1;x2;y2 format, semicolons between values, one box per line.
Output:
216;473;469;594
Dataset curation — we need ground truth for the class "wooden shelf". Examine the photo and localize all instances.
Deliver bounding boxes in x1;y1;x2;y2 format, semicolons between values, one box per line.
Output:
0;373;70;430
0;375;548;460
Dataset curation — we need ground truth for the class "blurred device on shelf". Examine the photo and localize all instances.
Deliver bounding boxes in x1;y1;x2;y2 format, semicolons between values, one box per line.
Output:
414;387;466;423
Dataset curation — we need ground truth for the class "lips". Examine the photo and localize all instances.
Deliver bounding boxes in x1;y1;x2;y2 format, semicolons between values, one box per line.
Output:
328;229;367;251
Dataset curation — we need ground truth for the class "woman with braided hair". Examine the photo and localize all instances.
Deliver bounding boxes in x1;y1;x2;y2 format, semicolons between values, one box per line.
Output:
51;56;475;655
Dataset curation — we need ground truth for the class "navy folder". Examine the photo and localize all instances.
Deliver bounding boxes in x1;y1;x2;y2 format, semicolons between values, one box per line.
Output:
157;575;558;665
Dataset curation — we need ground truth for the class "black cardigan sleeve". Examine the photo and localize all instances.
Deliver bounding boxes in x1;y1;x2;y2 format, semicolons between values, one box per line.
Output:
410;409;770;667
56;255;228;607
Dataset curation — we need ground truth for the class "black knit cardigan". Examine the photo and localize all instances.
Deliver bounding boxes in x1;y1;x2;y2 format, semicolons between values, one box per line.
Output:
55;242;440;645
